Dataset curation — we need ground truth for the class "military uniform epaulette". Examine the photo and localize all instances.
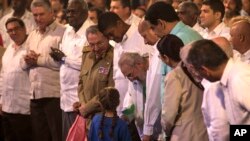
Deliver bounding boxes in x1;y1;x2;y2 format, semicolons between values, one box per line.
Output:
82;45;92;53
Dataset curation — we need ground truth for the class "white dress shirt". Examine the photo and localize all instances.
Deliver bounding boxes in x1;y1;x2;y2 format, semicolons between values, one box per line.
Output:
220;58;250;124
201;80;229;141
200;22;230;40
0;10;36;48
0;42;30;114
144;44;163;136
60;19;94;112
125;13;141;26
114;23;153;116
20;21;65;99
192;22;204;34
240;9;249;16
233;49;250;64
123;80;163;140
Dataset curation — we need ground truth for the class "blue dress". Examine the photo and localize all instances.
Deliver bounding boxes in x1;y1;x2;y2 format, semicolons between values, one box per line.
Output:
89;114;132;141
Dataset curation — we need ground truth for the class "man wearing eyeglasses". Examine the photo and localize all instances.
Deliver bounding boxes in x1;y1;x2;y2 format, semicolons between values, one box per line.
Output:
0;17;31;141
49;0;94;140
118;52;163;141
73;25;114;126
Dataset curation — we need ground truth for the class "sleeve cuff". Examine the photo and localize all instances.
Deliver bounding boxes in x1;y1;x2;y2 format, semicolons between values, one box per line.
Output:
143;124;154;135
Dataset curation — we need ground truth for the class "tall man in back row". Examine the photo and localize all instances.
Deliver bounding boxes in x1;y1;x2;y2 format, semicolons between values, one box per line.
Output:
49;0;94;140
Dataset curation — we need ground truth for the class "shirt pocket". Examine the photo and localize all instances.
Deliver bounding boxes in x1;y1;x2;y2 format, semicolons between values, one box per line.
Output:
79;69;88;85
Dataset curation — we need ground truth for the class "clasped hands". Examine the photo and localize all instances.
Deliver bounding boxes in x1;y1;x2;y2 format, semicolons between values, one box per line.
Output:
24;50;40;67
49;47;65;62
73;102;85;114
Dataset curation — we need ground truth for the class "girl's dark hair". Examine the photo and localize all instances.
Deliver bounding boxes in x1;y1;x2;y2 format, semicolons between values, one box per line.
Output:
98;87;120;140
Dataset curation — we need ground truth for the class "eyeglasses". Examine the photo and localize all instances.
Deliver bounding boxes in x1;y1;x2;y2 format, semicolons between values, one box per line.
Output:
177;11;186;15
65;9;80;15
7;26;22;34
89;41;106;48
124;67;135;79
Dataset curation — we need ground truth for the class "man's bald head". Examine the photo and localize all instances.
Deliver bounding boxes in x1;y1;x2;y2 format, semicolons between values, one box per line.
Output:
230;20;250;54
138;20;151;34
212;37;233;57
138;20;159;45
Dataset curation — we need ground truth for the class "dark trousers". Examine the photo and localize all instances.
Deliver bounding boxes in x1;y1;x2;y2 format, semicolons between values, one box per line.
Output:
128;119;141;141
0;115;4;141
2;112;31;141
31;98;62;141
62;111;77;141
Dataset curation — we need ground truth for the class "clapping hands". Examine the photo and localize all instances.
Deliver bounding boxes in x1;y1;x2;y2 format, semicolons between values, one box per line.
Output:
50;47;65;62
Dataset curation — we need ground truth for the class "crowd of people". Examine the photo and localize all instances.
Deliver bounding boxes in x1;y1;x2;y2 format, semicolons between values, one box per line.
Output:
0;0;250;141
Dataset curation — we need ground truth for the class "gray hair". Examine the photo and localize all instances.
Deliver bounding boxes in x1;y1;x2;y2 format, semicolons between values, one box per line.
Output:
179;1;200;16
118;52;145;68
31;0;52;12
68;0;88;10
86;25;100;37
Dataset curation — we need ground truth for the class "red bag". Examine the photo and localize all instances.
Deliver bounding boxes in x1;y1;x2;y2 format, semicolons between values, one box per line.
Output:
66;115;87;141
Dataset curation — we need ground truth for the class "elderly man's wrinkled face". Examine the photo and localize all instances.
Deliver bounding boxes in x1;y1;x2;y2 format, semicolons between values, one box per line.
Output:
66;1;87;29
120;63;147;83
87;32;109;58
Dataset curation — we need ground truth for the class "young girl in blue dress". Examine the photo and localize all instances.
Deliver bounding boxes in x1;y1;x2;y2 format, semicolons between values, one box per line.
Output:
88;87;132;141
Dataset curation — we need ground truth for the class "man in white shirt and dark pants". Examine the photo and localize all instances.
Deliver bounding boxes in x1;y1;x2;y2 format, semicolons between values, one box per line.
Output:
21;0;65;141
49;0;94;140
0;0;35;48
0;17;31;141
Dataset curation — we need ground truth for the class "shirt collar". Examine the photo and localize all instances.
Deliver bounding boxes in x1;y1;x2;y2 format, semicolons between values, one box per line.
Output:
170;21;185;35
220;58;234;86
11;39;27;51
121;23;136;44
204;22;227;35
76;18;95;37
242;49;250;61
36;20;57;33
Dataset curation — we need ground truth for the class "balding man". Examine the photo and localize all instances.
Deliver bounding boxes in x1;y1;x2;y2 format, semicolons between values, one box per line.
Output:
213;37;233;57
201;37;233;141
230;20;250;63
138;20;163;141
138;20;159;46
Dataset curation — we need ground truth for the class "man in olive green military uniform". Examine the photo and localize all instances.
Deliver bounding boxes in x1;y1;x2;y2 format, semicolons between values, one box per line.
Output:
74;25;114;119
